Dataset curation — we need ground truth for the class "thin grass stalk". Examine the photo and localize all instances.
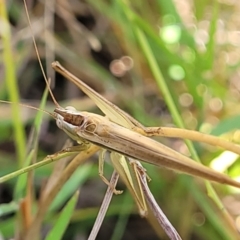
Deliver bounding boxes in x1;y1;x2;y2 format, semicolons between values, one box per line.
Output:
0;0;26;167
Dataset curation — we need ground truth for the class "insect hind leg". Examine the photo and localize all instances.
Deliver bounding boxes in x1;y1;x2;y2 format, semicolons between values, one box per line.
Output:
98;149;123;195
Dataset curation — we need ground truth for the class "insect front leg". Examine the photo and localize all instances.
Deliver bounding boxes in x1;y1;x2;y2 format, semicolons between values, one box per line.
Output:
64;143;90;153
47;142;90;158
98;149;123;195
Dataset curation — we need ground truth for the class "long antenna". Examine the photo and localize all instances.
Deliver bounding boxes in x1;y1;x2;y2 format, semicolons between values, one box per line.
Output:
0;100;55;118
23;1;60;108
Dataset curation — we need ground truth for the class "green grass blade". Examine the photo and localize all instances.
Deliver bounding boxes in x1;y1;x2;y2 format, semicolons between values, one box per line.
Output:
14;83;50;199
49;164;92;212
45;190;79;240
110;192;133;240
211;115;240;135
191;181;237;240
0;0;26;167
0;201;19;218
203;0;219;70
156;0;195;48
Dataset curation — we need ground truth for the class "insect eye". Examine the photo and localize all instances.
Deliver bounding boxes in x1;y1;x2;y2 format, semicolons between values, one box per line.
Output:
65;106;77;112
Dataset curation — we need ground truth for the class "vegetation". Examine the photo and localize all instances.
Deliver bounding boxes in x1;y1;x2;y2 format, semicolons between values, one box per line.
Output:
1;0;240;239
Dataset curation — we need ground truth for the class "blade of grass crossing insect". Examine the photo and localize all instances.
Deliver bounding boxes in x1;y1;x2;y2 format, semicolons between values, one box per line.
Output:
45;190;79;240
0;0;26;167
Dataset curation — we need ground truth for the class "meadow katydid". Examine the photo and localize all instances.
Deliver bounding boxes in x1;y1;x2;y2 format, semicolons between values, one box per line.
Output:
2;0;240;239
52;61;240;189
7;0;240;193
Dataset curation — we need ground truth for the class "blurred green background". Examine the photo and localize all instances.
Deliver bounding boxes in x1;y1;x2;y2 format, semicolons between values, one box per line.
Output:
1;0;240;239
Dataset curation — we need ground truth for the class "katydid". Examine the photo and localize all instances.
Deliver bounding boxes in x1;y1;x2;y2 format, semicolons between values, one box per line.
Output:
52;61;240;189
3;1;239;239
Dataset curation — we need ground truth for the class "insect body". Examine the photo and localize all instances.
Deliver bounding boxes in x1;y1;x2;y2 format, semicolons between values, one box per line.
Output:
54;106;240;189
